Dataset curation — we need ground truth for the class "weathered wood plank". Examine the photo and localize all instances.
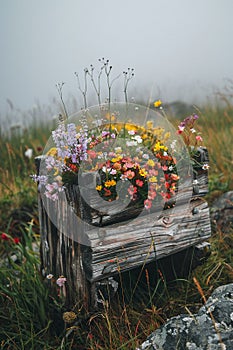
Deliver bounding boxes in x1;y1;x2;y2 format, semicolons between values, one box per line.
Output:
35;146;210;308
86;198;211;281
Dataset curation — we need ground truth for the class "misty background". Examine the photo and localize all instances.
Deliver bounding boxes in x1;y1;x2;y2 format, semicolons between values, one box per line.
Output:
1;0;233;124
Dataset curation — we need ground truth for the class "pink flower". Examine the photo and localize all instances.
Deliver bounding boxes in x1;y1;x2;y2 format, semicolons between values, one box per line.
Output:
136;179;144;187
128;185;137;196
125;162;134;169
56;276;67;287
144;199;152;210
148;190;157;200
125;170;135;179
110;169;117;175
196;135;203;142
178;125;185;132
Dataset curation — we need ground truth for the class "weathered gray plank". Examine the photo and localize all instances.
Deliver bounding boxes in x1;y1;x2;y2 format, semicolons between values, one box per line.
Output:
35;146;210;308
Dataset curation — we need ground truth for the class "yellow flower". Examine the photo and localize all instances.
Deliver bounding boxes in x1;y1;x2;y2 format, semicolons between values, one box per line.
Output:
141;133;148;140
149;176;157;183
153;141;168;152
139;168;148;177
154;141;162;152
111;155;122;162
152;127;164;138
105;180;116;187
96;185;102;191
146;121;154;129
47;147;57;156
147;159;155;167
163;132;171;141
154;99;162;108
105;113;116;122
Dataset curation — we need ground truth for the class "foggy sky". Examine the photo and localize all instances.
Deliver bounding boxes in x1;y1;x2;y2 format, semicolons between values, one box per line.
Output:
1;0;233;114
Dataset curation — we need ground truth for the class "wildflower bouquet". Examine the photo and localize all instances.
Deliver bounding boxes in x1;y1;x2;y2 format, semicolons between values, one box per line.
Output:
35;103;190;214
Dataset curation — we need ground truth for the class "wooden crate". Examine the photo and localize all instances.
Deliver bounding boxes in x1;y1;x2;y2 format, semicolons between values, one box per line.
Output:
35;147;211;309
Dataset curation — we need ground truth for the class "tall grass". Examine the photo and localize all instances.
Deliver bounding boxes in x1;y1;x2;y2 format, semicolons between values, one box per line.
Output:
0;92;232;349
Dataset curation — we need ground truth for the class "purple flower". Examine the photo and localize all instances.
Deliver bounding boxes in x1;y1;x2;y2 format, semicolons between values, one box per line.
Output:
67;123;78;146
31;174;48;184
102;131;110;138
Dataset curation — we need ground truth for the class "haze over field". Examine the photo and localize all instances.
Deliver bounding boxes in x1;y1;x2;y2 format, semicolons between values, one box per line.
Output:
1;0;233;116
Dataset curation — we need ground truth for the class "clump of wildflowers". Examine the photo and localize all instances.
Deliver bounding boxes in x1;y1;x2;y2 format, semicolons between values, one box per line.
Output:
33;114;180;210
177;114;203;149
176;113;209;172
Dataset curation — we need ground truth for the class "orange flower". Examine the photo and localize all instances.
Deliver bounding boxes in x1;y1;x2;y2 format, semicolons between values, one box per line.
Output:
113;162;121;171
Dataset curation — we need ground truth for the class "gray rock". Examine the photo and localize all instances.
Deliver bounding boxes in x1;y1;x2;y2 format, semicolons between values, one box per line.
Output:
137;284;233;350
211;191;233;234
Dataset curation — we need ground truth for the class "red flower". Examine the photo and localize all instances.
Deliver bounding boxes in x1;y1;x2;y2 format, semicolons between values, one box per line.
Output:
1;233;9;241
104;188;111;197
68;163;78;172
136;179;144;187
13;237;20;244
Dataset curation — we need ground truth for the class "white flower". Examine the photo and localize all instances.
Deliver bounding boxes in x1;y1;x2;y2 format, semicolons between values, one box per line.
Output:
128;130;135;135
115;147;122;153
46;274;54;279
170;140;177;150
25;148;33;159
168;166;173;171
202;163;210;170
142;154;149;159
133;135;143;143
190;128;196;133
126;140;137;147
102;166;111;173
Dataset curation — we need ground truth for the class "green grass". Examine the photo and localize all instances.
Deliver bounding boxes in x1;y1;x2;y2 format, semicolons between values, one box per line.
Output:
0;93;232;349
